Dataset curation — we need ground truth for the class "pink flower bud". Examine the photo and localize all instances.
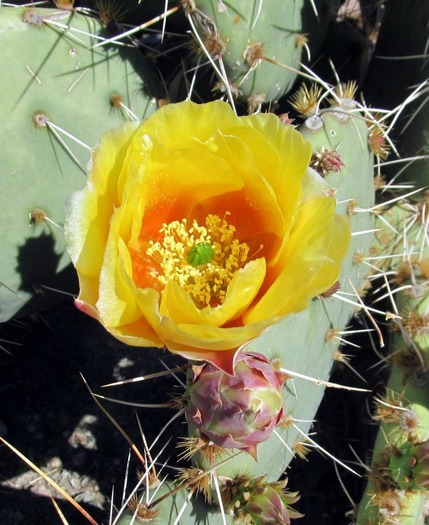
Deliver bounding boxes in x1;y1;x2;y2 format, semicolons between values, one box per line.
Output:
186;351;287;458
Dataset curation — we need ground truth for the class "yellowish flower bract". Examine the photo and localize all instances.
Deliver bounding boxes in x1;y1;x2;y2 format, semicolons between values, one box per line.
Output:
65;100;350;372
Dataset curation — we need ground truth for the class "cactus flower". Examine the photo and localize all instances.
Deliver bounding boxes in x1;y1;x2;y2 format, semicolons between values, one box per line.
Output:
186;351;287;458
65;100;350;372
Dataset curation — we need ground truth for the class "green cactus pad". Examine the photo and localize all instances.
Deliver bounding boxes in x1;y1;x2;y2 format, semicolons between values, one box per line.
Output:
0;6;155;322
188;0;304;105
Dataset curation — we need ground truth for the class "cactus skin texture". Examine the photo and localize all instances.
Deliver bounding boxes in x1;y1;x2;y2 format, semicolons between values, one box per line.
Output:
355;197;429;525
0;6;155;322
185;0;304;108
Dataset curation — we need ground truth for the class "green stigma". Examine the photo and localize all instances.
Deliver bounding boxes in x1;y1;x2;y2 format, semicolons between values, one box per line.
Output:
187;242;215;267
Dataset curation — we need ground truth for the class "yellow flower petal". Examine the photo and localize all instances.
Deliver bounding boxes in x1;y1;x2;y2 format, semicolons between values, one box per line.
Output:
65;100;350;371
238;113;312;232
65;122;138;278
135;100;241;151
159;258;266;326
244;197;350;323
157;317;269;353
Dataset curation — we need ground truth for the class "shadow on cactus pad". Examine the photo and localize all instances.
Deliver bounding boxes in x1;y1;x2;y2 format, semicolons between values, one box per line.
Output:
12;234;77;319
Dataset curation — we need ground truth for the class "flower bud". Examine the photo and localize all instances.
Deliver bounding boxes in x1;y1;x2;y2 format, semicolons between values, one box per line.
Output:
222;476;302;525
246;485;293;524
186;351;287;458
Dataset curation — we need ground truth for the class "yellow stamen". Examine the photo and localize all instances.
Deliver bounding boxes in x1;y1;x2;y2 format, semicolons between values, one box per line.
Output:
146;213;250;307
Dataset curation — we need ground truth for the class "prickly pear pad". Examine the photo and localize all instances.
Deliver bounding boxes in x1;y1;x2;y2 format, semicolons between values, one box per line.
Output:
0;6;155;321
65;100;350;372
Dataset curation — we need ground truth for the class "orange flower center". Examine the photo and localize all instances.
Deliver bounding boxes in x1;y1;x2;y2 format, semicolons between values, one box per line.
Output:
146;213;251;307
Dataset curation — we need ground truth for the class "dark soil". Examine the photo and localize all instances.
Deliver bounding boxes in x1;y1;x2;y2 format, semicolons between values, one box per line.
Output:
0;300;186;525
0;300;383;525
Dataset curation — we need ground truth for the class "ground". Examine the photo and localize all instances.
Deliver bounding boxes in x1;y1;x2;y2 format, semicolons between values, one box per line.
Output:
0;299;381;525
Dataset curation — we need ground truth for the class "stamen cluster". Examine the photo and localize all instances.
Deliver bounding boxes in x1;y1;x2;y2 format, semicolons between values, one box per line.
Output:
146;213;250;306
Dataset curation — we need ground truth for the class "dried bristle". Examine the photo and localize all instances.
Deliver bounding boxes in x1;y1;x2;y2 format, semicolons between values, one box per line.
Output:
180;0;197;16
373;489;404;521
176;436;202;461
176;467;212;502
110;94;123;109
219;476;244;510
370;457;400;493
333;350;352;364
200;27;227;57
292;440;312;460
310;148;345;177
347;199;358;216
289;84;322;117
136;468;160;490
127;494;160;521
53;0;74;9
29;208;47;225
95;0;128;25
295;33;308;48
373;390;406;424
374;174;387;190
244;42;265;67
247;93;267;114
368;122;390;159
401;310;429;339
177;436;226;464
334;80;358;101
392;261;412;284
32;111;50;129
22;8;44;27
278;413;296;428
212;80;242;98
325;327;339;342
